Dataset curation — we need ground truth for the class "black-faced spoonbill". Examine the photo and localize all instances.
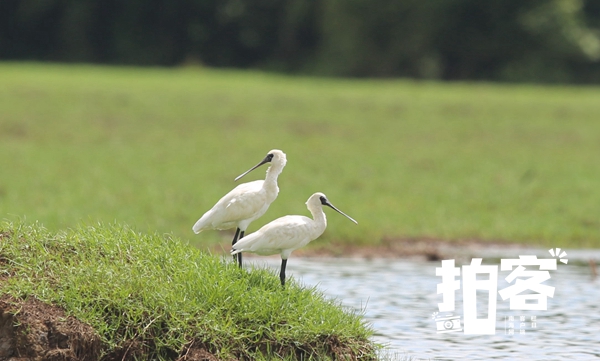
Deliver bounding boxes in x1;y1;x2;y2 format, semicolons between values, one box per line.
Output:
231;192;357;286
192;149;287;267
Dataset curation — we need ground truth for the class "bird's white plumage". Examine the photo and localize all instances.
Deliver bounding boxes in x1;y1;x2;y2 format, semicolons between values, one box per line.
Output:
193;180;268;231
192;149;286;234
231;215;319;259
231;192;356;260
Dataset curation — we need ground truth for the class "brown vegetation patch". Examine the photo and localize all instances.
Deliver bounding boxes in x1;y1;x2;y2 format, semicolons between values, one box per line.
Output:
177;342;219;361
0;296;224;361
209;235;527;261
0;296;102;361
295;237;532;264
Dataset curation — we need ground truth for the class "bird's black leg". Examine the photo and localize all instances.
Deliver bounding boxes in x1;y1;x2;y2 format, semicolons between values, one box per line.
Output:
232;228;241;264
280;259;288;287
237;231;245;268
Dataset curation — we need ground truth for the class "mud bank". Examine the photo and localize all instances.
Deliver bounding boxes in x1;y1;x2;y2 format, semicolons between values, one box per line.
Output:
0;296;102;361
0;296;219;361
209;236;531;261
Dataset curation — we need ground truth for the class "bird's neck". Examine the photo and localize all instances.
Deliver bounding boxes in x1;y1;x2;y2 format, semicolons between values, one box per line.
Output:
309;206;327;233
263;163;283;188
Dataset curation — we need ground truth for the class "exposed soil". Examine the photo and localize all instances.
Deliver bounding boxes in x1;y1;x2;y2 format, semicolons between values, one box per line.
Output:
0;296;220;361
0;296;101;361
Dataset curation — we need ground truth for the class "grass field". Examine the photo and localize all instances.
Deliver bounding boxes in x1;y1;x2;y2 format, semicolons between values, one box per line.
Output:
1;62;600;248
0;221;375;359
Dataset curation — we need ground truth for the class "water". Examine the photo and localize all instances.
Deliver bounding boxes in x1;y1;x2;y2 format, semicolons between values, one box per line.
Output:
252;249;600;360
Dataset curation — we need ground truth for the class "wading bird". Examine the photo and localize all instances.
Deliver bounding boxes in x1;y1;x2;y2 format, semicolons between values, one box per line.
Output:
192;149;287;267
231;192;357;286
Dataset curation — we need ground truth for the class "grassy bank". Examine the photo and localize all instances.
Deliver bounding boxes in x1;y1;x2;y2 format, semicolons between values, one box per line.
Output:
1;63;600;248
0;221;375;360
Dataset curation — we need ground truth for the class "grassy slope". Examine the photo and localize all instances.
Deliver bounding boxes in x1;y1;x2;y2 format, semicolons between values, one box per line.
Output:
1;63;600;247
0;221;375;360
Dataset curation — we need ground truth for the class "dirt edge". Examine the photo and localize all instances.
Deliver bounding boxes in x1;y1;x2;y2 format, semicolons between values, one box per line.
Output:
207;236;532;261
0;296;219;361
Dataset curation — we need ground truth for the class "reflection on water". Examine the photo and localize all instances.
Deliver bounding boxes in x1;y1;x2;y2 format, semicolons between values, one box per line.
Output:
253;250;600;360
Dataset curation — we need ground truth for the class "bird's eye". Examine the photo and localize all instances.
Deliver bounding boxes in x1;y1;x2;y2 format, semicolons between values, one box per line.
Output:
319;196;327;204
267;154;274;161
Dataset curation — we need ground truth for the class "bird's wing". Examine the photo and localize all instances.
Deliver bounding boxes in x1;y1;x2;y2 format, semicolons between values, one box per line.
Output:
220;181;268;219
233;215;313;255
205;181;266;227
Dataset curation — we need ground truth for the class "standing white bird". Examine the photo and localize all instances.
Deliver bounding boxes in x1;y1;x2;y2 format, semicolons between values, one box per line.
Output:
231;192;357;286
192;149;287;267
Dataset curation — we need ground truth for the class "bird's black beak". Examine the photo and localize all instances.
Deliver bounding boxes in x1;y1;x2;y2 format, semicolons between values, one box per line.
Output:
322;198;358;224
234;154;273;181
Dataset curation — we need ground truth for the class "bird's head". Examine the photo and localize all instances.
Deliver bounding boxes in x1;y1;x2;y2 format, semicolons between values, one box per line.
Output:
235;149;287;181
268;149;287;168
306;192;358;224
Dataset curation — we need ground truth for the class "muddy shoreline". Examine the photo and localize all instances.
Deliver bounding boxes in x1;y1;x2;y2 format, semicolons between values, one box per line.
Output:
207;237;534;262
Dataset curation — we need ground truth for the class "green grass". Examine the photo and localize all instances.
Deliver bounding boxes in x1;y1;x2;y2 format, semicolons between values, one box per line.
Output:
1;62;600;248
0;220;376;360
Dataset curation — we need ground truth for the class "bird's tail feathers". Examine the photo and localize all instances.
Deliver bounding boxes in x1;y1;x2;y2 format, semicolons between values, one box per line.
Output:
192;210;213;234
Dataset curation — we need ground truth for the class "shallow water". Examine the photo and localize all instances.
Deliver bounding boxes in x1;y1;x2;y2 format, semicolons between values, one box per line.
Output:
253;249;600;360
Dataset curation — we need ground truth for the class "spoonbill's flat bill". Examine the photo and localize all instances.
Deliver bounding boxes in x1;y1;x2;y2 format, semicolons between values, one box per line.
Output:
192;149;287;267
231;192;357;286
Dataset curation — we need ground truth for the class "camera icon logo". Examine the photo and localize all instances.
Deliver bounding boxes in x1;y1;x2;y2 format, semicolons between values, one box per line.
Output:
433;313;463;333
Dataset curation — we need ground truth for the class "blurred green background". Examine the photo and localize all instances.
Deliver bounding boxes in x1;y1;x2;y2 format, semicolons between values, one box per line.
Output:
1;63;599;249
1;1;600;249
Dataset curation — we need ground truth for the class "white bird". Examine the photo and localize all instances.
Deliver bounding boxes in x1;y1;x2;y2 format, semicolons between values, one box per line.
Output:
231;192;357;286
192;149;287;267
